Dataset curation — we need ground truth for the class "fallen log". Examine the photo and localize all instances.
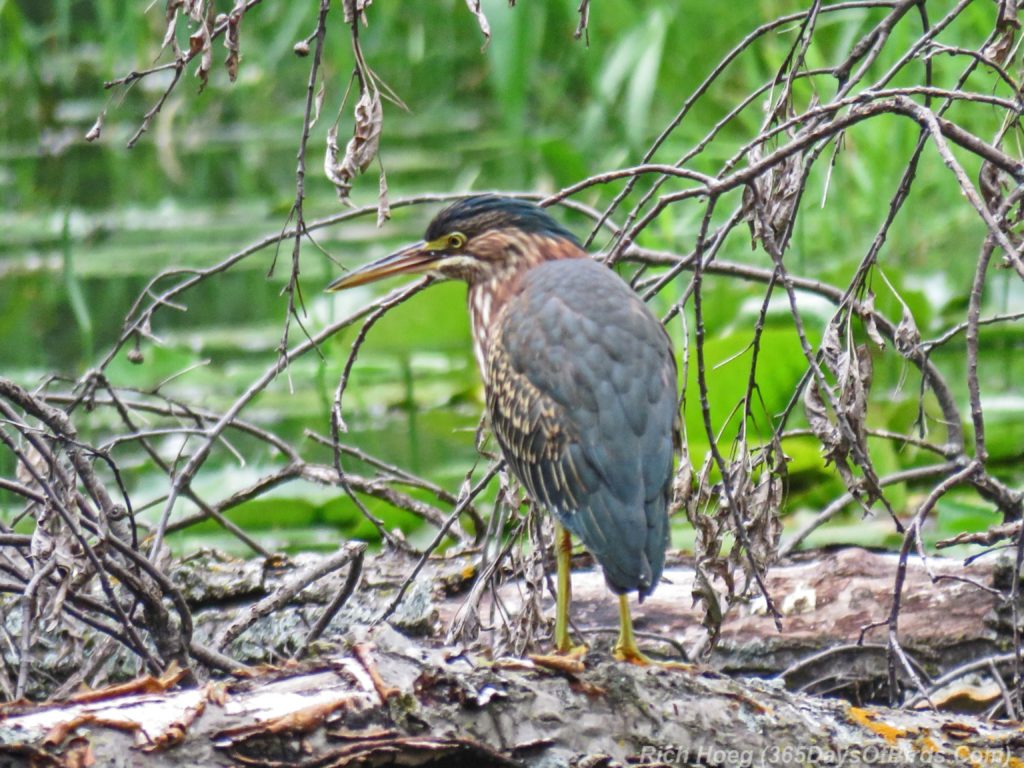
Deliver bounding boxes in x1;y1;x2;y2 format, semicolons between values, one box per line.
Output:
1;546;1020;766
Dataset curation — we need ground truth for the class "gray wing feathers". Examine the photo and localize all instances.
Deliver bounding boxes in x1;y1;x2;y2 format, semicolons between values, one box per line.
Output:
487;259;677;598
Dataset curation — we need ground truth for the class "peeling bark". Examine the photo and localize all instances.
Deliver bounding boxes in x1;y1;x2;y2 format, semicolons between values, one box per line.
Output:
2;630;1022;767
2;547;1021;766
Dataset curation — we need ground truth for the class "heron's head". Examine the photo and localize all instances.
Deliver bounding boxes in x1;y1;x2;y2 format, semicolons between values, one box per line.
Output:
326;195;584;291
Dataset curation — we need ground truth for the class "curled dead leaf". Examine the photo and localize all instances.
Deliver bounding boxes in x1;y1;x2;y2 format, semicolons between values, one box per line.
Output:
821;322;843;374
191;17;213;92
983;0;1019;65
804;379;842;459
85;111;105;143
940;720;979;739
861;293;886;349
377;167;391;226
343;0;374;25
743;142;804;250
67;664;187;705
312;78;326;130
222;4;244;83
465;0;492;46
894;304;921;357
326;88;383;203
45;714;97;748
161;1;181;52
979;160;1006;216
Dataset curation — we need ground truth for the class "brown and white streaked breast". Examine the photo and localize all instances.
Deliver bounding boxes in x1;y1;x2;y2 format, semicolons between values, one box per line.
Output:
465;230;588;384
469;277;501;383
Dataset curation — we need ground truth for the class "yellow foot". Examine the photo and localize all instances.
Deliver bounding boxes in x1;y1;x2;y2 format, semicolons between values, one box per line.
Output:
614;594;692;670
612;642;692;670
612;641;652;665
555;642;588;659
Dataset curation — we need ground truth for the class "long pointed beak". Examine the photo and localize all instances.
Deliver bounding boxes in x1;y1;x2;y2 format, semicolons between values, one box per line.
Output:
326;241;435;291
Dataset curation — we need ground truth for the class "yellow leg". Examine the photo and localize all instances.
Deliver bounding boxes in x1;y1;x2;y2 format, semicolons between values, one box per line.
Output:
529;524;587;670
613;594;692;669
554;523;574;653
613;594;652;664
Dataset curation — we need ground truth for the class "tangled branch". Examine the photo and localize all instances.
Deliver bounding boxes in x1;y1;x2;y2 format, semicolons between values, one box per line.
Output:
2;1;1021;710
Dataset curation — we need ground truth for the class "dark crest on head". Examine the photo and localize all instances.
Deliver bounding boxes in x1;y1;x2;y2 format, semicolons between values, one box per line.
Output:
426;195;581;246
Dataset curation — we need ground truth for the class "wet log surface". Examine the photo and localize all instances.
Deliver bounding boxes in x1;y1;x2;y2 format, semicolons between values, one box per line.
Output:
1;546;1021;767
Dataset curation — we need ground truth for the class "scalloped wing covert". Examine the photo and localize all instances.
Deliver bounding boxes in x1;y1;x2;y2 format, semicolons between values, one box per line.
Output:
485;258;678;598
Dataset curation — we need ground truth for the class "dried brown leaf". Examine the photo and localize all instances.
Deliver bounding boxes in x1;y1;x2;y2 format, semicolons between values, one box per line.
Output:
377;167;390;227
940;720;980;739
67;664;187;705
161;1;183;52
312;78;326;130
184;0;205;23
894;304;921;357
825;342;871;471
804;379;843;461
821;322;843;374
984;0;1019;64
325;124;344;196
861;293;886;349
574;0;591;42
979;160;1006;216
343;0;374;25
222;4;244;83
326;88;383;202
465;0;492;46
691;564;726;656
351;89;383;171
188;30;204;56
85;111;105;143
671;458;695;515
743;143;804;250
45;714;96;748
747;471;783;566
191;14;214;92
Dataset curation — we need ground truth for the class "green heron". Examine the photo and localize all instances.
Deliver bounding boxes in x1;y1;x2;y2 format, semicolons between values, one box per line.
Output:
327;195;678;663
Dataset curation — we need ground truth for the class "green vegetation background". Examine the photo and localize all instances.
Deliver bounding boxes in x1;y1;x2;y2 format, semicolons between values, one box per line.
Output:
1;0;1020;554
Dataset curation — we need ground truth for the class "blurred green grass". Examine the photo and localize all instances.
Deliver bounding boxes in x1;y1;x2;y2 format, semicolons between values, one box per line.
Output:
0;0;1020;556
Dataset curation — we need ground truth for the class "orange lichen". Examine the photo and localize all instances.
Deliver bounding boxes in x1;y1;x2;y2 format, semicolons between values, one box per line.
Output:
847;706;908;745
915;733;940;755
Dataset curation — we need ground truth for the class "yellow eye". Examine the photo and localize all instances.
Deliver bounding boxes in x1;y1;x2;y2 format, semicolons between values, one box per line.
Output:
446;232;467;250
